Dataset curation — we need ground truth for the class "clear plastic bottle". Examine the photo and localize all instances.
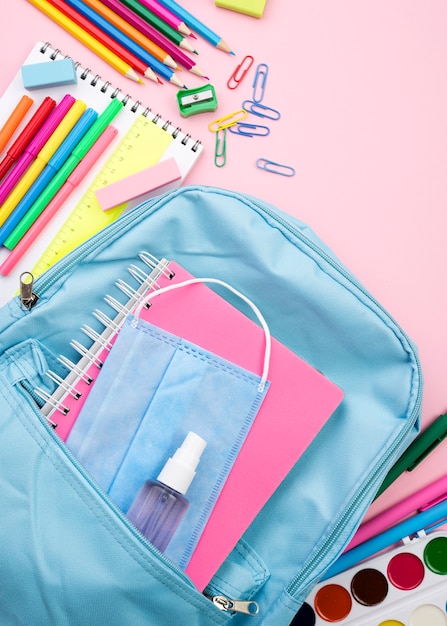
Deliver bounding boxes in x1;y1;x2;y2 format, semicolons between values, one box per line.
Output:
127;431;207;553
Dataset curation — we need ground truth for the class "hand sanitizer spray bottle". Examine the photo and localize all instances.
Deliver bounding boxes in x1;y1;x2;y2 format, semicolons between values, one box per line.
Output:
127;431;207;553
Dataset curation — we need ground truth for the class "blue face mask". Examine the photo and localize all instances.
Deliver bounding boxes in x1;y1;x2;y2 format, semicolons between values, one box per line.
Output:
66;278;270;569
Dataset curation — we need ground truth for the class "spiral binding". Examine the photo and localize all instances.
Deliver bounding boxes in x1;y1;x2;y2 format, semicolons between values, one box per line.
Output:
39;253;174;422
39;42;201;152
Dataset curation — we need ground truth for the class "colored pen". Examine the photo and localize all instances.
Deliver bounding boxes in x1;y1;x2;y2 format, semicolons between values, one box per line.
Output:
321;496;447;580
0;126;118;276
27;0;141;82
81;0;178;70
138;0;192;36
348;472;447;551
99;0;205;76
0;97;56;182
155;0;234;53
119;0;197;53
1;109;98;248
0;94;75;208
0;99;85;232
0;95;34;154
46;0;159;83
60;0;185;87
5;98;123;244
375;411;447;498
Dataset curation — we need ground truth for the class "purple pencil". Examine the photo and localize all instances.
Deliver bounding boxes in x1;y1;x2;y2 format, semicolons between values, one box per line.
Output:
99;0;207;77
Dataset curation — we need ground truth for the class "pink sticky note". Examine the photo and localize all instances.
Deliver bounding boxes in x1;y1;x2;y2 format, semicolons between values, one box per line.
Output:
95;157;182;211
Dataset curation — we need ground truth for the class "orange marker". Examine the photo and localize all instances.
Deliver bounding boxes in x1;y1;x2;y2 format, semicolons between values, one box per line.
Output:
0;95;34;154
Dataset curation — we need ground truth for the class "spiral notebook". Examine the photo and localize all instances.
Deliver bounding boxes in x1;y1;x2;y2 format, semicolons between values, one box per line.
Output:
0;42;202;306
38;252;343;589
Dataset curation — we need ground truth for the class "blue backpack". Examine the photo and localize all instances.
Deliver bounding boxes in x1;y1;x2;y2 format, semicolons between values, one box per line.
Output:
0;186;422;625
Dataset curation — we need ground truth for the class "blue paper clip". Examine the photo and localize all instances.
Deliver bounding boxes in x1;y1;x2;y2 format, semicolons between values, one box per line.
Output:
227;55;254;89
256;158;295;177
252;63;268;103
229;123;270;137
214;129;227;167
242;100;281;120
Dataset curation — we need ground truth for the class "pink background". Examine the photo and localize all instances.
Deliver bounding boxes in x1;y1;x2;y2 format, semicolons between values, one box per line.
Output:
1;1;446;521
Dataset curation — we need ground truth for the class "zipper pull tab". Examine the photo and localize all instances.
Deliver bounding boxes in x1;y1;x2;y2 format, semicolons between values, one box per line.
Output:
210;594;259;616
20;272;39;310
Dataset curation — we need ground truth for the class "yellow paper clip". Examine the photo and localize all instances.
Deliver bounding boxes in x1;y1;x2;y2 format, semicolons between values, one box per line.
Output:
252;63;268;103
227;55;254;89
214;129;227;167
208;109;248;132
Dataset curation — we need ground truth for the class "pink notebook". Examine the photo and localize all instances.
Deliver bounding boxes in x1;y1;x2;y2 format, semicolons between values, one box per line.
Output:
46;259;343;589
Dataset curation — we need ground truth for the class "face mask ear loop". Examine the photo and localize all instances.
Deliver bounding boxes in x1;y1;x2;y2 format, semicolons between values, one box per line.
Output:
132;277;271;393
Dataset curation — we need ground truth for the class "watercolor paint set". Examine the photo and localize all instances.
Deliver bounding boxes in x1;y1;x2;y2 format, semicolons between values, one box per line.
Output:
292;530;447;626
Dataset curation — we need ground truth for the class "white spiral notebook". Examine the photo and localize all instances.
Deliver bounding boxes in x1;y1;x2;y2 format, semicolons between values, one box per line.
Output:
0;41;203;306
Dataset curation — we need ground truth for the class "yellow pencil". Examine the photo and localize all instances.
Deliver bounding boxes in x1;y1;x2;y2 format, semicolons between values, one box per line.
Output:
27;0;141;83
0;100;86;228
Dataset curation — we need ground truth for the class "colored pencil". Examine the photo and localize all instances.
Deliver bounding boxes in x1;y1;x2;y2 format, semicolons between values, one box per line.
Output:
0;126;118;276
0;106;97;246
3;99;123;245
0;97;56;182
139;0;191;36
0;96;34;154
99;0;206;77
120;0;197;53
60;0;185;87
27;0;141;82
0;94;75;208
81;0;177;69
46;0;159;82
0;99;86;234
156;0;234;53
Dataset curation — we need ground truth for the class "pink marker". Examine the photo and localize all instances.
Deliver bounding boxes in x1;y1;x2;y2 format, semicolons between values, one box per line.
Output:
347;472;447;550
0;125;118;276
0;94;75;206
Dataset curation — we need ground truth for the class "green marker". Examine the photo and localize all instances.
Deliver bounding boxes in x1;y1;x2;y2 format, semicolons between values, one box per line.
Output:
375;411;447;499
5;98;123;248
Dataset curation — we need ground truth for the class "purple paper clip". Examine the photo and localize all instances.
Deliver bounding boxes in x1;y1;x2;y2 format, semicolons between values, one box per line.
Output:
227;55;254;89
256;158;295;177
242;100;281;120
252;63;268;102
229;123;270;137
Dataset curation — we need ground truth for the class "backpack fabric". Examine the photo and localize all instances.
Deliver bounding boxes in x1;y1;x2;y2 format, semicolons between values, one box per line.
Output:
0;185;422;625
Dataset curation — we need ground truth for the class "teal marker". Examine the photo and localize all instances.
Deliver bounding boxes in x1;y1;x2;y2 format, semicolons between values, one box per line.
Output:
6;98;123;247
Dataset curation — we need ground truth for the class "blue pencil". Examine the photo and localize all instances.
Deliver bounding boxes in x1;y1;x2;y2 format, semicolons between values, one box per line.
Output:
0;109;97;246
156;0;233;53
62;0;186;87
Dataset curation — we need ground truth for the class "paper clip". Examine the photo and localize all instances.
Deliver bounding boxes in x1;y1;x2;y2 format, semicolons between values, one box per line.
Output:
227;55;254;89
256;158;295;177
208;109;248;132
214;129;226;167
252;63;268;103
242;100;281;120
229;123;270;137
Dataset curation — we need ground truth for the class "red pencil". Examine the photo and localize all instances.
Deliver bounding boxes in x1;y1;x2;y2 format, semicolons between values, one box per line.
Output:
0;96;56;182
46;0;160;83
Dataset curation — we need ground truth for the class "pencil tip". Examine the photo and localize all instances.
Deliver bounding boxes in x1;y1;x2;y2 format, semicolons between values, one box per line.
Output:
190;33;197;39
157;78;163;84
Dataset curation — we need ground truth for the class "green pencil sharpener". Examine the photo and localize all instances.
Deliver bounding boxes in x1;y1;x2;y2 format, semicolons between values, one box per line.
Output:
176;84;218;117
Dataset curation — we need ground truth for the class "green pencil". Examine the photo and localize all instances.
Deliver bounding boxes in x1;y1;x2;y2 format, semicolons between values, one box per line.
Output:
120;0;188;48
5;98;123;249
